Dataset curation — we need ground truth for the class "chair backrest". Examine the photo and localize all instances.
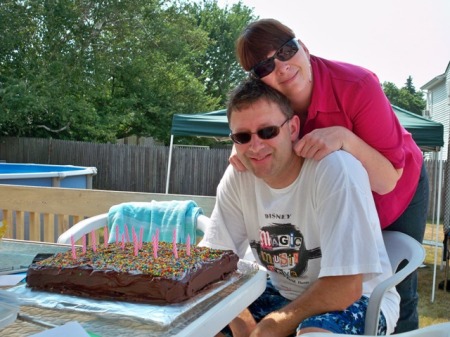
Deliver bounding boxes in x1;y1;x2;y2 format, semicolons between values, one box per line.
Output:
364;230;425;335
301;322;450;336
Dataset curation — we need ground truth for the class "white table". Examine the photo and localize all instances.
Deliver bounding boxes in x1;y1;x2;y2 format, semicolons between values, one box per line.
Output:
174;266;266;337
1;239;267;337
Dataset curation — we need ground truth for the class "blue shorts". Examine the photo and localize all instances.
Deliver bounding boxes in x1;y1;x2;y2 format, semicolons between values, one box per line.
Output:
299;295;387;335
223;279;387;336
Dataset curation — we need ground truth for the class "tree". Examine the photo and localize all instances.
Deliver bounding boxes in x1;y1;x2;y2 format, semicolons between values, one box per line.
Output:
382;76;426;115
185;0;256;106
92;0;220;144
0;0;256;145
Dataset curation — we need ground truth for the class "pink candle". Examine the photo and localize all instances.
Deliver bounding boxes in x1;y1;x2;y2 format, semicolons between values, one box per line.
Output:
91;230;97;252
70;236;77;260
103;226;109;248
186;234;191;256
152;235;158;259
82;235;87;254
172;229;178;259
132;227;138;256
124;224;130;242
139;227;144;249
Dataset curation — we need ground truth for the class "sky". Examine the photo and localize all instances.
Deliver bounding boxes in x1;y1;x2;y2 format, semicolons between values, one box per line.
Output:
220;0;450;89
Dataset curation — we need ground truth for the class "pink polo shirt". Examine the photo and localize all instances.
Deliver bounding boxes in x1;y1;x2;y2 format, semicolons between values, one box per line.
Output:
301;56;423;229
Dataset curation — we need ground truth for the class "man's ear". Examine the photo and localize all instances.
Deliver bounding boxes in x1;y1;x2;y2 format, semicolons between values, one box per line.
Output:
290;115;300;141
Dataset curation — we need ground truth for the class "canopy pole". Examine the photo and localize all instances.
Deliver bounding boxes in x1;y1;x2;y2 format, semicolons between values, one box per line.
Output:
431;150;443;302
165;135;174;194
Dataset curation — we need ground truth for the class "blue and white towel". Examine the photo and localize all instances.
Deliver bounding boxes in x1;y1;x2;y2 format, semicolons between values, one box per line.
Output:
107;200;203;244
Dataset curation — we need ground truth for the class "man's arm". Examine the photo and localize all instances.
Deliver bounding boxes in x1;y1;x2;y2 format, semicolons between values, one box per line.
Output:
248;274;363;337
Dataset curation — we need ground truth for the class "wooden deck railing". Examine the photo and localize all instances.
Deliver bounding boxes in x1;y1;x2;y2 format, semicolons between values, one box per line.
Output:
0;184;216;243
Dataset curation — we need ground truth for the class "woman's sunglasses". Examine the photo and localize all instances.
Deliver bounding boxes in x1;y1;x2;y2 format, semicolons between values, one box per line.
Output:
230;118;290;144
250;39;299;79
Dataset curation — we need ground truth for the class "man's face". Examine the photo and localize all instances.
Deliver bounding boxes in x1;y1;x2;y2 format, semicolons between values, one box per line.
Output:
229;99;300;188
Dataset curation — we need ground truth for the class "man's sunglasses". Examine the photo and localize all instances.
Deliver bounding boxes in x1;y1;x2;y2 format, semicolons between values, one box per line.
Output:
230;118;290;144
250;39;299;79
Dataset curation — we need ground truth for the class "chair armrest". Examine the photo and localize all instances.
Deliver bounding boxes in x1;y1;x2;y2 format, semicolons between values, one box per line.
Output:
196;214;210;235
57;213;108;244
364;232;425;335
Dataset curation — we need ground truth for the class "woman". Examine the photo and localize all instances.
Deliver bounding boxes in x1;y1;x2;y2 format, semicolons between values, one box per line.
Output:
230;18;428;334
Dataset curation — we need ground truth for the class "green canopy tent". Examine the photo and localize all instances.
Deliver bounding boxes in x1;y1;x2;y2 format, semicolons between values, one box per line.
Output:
167;107;443;193
392;105;444;151
168;105;443;153
170;109;230;138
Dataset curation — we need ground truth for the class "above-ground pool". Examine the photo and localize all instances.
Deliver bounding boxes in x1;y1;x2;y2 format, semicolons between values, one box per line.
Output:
0;163;97;189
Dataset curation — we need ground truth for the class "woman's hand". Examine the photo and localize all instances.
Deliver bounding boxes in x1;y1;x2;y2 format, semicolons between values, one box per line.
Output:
229;145;247;172
294;126;345;160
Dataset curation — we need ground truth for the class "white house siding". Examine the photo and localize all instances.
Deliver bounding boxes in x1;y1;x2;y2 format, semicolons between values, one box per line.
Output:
421;62;450;160
429;84;448;159
421;63;450;235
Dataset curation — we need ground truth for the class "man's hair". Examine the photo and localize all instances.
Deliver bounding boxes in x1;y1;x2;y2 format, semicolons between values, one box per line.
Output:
226;79;294;121
236;18;295;72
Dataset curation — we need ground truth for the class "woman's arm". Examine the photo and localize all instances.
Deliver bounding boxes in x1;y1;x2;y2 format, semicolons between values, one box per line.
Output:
229;126;403;195
295;126;403;195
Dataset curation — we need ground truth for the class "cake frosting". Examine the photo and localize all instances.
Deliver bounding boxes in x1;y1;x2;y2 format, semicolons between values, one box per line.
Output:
26;242;239;303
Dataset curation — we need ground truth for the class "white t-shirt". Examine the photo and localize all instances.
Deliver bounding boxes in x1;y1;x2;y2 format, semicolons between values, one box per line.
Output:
200;151;400;334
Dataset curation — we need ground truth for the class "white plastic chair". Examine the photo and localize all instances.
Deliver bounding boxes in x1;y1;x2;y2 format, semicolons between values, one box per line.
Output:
363;231;425;335
301;231;425;336
301;322;450;336
57;213;210;244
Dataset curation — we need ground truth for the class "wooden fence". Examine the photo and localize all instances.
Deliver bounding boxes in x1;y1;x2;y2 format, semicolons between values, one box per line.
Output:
0;184;216;243
0;137;230;196
0;137;446;219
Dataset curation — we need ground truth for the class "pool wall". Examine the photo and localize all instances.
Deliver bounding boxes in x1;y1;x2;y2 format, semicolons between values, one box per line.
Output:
0;163;97;189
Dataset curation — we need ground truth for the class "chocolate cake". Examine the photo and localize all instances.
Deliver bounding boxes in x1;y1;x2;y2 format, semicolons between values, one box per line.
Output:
26;242;239;303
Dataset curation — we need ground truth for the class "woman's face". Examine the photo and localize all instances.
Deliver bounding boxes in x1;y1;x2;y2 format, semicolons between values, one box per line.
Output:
260;40;313;104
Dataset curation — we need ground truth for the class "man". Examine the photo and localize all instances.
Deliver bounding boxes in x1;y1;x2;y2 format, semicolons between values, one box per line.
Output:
199;79;399;336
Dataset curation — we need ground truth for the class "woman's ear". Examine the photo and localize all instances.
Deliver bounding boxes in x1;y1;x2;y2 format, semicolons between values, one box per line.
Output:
298;39;310;59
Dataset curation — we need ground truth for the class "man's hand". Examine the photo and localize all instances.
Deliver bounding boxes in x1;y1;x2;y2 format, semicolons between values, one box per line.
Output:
249;314;295;337
228;308;257;337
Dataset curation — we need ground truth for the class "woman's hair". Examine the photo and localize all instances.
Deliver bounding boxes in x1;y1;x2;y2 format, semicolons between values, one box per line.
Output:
236;19;296;71
227;79;293;120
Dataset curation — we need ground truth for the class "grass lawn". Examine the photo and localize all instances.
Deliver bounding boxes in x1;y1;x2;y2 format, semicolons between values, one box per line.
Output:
417;223;450;327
